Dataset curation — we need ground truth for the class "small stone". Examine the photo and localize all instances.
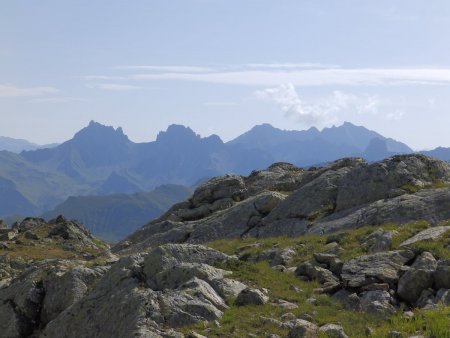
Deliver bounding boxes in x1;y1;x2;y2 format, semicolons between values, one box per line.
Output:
290;285;303;293
274;299;298;310
403;311;414;319
272;265;287;272
187;332;208;338
319;324;348;338
280;313;296;321
435;288;450;306
387;331;402;338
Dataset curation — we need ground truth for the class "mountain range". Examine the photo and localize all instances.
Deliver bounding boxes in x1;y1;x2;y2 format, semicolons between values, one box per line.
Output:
1;120;449;240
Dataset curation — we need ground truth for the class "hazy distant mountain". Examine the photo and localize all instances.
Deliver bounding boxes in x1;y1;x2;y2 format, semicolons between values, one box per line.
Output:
0;120;437;233
228;122;412;165
42;184;192;242
0;136;58;153
0;176;38;216
421;147;450;161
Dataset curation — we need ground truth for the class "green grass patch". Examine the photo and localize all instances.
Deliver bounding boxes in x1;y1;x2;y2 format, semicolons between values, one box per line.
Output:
188;220;450;337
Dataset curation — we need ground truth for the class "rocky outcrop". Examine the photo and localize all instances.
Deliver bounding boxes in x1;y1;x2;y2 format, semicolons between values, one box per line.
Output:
0;260;108;337
0;216;108;261
114;155;450;255
335;154;450;211
0;244;246;338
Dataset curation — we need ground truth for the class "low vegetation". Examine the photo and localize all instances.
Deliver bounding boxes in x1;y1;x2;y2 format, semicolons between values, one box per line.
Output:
181;220;450;337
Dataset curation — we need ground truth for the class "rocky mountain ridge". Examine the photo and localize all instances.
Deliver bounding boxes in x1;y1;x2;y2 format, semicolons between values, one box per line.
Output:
114;154;450;255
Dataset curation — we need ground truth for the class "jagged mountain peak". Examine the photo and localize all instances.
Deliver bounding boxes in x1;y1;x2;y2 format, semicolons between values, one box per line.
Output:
73;121;128;143
156;124;199;142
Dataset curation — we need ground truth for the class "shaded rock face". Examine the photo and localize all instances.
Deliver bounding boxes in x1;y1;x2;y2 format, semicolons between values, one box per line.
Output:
0;260;108;338
113;155;450;255
335;154;450;211
7;244;247;338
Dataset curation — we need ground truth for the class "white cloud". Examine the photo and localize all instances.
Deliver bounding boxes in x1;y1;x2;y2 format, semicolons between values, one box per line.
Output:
129;67;450;87
86;83;143;91
245;62;340;69
114;65;214;73
203;101;237;107
34;97;87;103
0;84;60;98
255;83;329;125
255;83;381;127
84;75;127;81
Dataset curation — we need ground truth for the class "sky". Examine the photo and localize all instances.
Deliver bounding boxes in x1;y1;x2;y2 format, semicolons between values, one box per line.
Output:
1;0;450;150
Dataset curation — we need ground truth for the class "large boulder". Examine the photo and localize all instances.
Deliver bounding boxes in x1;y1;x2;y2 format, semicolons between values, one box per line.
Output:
341;250;414;288
397;252;437;303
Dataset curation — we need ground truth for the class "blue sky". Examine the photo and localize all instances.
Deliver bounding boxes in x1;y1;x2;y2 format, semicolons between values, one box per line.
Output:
1;0;450;149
